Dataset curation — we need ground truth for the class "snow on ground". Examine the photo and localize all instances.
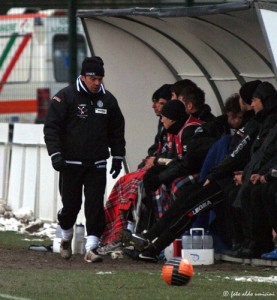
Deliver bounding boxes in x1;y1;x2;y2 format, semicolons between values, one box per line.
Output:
0;203;57;240
224;275;277;284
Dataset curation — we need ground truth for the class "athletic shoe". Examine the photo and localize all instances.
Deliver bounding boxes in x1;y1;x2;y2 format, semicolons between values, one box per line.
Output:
97;240;123;255
221;243;242;257
138;249;159;263
261;249;277;260
84;248;103;263
123;248;158;263
119;229;150;251
119;229;133;247
123;248;140;260
60;239;72;259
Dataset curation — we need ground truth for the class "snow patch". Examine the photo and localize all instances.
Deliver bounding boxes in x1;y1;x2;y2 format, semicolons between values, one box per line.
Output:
225;275;277;284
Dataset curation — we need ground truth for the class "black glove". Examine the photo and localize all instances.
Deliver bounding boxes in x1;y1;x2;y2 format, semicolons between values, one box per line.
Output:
51;153;66;172
143;172;161;193
110;158;122;179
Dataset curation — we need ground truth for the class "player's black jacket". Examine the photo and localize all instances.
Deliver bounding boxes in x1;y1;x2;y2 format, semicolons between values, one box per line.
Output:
207;100;277;182
44;78;126;162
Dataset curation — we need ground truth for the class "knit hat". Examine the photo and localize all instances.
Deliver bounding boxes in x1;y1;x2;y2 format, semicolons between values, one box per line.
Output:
253;81;277;105
80;56;105;77
161;100;186;121
239;80;262;105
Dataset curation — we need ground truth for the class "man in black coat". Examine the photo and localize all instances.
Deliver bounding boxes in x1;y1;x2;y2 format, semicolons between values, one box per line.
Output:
44;56;126;262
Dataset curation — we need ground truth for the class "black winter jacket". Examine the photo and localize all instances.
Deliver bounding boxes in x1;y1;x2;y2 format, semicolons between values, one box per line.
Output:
44;80;126;162
158;106;216;184
192;104;215;123
207;102;277;182
234;124;277;207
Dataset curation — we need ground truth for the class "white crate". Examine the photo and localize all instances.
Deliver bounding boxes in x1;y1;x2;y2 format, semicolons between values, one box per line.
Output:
182;249;214;265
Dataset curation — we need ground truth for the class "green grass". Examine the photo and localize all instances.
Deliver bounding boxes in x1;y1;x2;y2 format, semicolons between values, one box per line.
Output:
0;230;52;248
0;231;276;300
0;269;276;300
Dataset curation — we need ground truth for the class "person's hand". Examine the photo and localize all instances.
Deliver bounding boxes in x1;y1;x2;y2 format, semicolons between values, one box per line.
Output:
233;171;243;186
233;174;243;186
110;158;122;179
250;173;261;184
203;179;210;186
259;175;267;184
144;156;155;170
51;153;67;171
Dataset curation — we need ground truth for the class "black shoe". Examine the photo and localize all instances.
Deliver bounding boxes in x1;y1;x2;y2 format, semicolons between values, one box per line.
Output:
123;248;158;263
235;241;268;259
239;247;260;259
227;239;251;258
239;242;273;259
138;249;159;263
119;229;150;251
123;248;141;260
221;243;242;257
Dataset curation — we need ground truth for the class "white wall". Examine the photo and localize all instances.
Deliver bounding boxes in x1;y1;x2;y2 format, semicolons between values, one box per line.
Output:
0;123;10;200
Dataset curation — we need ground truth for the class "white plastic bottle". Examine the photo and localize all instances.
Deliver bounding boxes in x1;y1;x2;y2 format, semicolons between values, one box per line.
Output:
182;231;192;249
55;223;62;238
192;229;203;249
73;223;85;254
53;223;62;253
203;231;213;249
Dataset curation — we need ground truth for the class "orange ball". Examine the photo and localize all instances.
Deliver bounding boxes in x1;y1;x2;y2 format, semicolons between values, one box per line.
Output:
162;258;194;286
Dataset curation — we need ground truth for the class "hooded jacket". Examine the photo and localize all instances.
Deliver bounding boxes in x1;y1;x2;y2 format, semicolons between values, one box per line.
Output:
191;103;215;123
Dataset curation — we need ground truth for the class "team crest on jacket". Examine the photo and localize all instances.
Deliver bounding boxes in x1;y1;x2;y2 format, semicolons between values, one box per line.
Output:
97;100;104;108
53;96;62;103
77;104;88;118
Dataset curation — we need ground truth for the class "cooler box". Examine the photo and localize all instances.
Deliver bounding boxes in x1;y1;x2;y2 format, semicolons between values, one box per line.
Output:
181;228;214;265
181;248;214;265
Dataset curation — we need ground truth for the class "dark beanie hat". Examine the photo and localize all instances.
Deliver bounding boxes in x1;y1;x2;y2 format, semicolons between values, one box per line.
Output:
161;100;186;121
80;56;105;77
253;81;277;105
239;80;262;105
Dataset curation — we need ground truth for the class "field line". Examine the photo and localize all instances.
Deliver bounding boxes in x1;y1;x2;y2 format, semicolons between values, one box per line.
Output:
0;294;32;300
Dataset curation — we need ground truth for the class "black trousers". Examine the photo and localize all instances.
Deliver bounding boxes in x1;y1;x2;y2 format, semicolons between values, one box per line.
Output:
200;182;240;249
144;181;226;254
224;185;243;245
58;165;106;237
262;180;277;232
250;181;277;249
